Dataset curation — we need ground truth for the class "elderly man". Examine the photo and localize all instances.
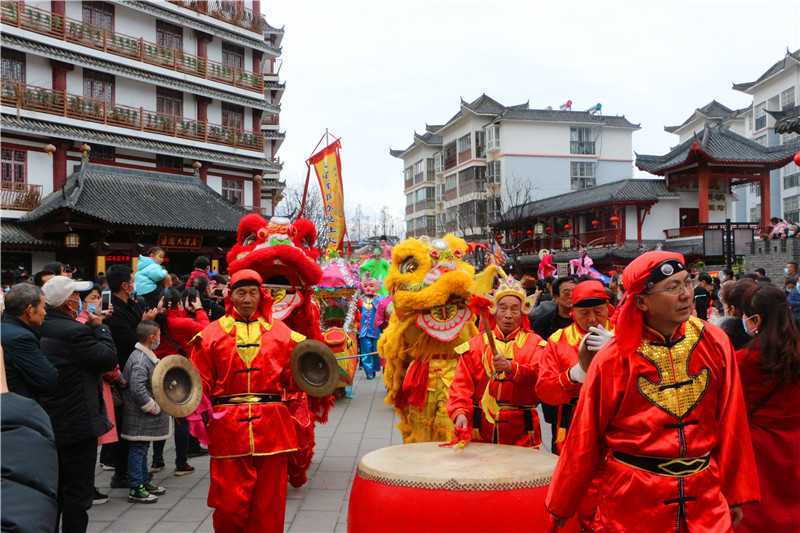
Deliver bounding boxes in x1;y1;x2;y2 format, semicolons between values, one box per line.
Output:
546;252;759;532
1;283;57;398
536;279;613;453
448;277;545;447
190;269;309;533
38;276;117;533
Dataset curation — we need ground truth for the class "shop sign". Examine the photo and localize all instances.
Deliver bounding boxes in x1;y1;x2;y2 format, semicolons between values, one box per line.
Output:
158;233;203;250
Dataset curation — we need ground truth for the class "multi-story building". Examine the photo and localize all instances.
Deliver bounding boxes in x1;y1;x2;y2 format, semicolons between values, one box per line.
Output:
666;49;800;223
391;94;639;239
0;0;285;275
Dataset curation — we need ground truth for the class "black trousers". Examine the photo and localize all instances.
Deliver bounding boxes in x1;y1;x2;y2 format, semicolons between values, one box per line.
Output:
56;438;97;533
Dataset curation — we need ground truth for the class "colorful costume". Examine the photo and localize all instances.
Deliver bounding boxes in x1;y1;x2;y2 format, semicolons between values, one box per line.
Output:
224;214;331;488
545;252;759;531
190;269;307;533
735;345;800;532
379;236;480;443
359;252;390;296
538;249;556;280
448;277;545;447
357;279;383;379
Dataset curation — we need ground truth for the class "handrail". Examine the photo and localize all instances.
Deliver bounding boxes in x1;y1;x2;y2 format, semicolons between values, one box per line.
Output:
1;2;264;93
0;183;42;210
167;0;266;34
1;81;264;151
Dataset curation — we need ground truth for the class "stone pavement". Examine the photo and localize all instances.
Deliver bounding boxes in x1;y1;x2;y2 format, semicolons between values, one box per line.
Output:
90;372;553;532
89;372;403;533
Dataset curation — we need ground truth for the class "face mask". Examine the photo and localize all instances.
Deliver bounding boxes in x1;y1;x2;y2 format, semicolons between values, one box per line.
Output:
86;303;97;314
152;338;160;350
785;267;790;276
741;315;756;336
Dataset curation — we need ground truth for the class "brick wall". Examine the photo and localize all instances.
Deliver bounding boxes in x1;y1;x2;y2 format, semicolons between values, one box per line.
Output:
742;239;800;282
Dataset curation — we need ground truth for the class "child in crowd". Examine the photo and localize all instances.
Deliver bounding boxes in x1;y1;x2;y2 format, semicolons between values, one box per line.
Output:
121;321;170;503
135;247;169;309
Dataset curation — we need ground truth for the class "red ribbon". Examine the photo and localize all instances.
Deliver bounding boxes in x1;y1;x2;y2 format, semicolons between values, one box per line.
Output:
438;426;472;449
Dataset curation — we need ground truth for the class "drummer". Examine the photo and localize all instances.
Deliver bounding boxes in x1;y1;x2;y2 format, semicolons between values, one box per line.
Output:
448;277;545;447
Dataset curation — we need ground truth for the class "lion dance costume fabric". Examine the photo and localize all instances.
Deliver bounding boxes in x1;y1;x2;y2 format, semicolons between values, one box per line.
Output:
378;235;489;443
226;214;334;487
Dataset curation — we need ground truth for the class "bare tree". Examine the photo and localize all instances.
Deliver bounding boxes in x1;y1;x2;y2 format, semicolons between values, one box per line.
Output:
275;185;330;249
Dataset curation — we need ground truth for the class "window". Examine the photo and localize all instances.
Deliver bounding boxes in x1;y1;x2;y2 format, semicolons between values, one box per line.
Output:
222;42;245;70
784;162;800;190
445;174;457;191
487;160;501;182
444;141;457;169
749;206;761;224
754;102;766;131
403;167;412;187
475;131;486;158
406;192;414;207
1;148;26;189
89;144;115;162
782;87;796;110
413;159;425;182
784;195;800;223
83;69;114;102
222;178;243;205
426;157;435;179
222;103;244;130
1;49;25;83
570;161;596;190
434;152;443;173
82;1;114;30
679;208;699;228
570;127;595;154
156;87;183;117
749;182;761;197
457;134;471;154
156;154;182;169
486;125;500;151
156;20;183;51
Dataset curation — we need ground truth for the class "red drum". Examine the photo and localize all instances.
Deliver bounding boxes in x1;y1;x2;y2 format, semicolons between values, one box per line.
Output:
348;443;578;533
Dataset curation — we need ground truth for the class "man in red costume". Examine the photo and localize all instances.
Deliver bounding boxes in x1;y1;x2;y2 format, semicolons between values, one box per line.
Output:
190;269;308;533
546;251;759;532
536;279;613;453
447;277;545;447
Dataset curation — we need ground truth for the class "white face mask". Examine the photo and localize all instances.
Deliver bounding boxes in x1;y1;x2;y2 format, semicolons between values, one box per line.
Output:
151;337;161;350
741;314;757;337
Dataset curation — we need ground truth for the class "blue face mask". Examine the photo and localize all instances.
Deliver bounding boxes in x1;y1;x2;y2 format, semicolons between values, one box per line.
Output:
86;303;97;314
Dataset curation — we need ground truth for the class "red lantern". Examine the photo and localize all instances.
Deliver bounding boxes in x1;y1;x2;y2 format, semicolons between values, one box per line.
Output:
526;229;533;237
545;226;553;233
495;234;503;242
564;223;572;231
794;151;800;166
591;219;601;228
610;215;620;225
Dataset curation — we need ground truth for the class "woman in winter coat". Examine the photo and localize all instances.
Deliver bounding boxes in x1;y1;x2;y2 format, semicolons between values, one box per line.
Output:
735;283;800;532
134;247;169;309
151;287;209;475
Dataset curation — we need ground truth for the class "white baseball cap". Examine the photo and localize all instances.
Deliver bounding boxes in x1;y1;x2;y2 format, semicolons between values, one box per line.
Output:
42;276;94;307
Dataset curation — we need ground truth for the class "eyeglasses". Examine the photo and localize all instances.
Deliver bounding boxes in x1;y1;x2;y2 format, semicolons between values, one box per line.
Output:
645;278;693;296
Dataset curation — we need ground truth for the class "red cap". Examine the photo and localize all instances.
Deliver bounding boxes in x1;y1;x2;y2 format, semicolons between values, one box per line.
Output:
229;269;263;290
571;280;609;308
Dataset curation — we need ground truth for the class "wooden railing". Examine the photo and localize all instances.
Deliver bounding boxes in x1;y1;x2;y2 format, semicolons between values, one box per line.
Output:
2;82;265;151
1;2;264;93
168;0;266;34
664;226;704;239
1;183;42;210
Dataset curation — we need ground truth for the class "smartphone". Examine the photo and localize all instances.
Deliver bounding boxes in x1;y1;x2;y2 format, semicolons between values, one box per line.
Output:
100;290;112;313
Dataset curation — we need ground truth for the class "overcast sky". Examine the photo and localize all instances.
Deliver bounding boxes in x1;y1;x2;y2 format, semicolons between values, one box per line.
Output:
265;0;800;228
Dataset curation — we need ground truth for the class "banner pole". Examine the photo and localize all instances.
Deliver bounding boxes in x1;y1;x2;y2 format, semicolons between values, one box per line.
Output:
299;161;311;218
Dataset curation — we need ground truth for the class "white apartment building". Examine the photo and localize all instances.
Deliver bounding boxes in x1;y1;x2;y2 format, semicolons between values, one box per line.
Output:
0;0;285;274
665;49;800;223
391;94;639;239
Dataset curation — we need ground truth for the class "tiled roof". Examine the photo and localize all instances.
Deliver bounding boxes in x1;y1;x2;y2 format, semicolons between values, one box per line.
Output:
664;100;743;133
2;115;279;171
21;163;245;232
2;35;276;112
1;222;57;248
499;107;640;129
636;124;800;174
500;179;674;222
389;131;442;159
733;49;800;93
768;105;800;135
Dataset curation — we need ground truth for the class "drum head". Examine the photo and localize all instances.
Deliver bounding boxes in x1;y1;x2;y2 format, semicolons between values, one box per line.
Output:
358;443;558;491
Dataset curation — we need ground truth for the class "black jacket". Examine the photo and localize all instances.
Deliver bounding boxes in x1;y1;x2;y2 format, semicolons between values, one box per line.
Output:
1;315;58;399
105;294;143;369
38;307;117;446
1;392;58;533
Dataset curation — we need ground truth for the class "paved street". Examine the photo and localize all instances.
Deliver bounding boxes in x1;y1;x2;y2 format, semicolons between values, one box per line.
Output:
89;373;403;533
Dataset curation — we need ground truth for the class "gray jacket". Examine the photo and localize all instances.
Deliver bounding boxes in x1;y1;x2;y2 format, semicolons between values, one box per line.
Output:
121;343;171;441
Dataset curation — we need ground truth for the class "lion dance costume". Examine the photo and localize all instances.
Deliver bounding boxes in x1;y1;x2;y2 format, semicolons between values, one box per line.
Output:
379;235;492;443
224;214;333;488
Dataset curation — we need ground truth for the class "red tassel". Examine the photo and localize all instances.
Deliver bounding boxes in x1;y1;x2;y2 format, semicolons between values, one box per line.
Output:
439;426;472;449
396;361;429;409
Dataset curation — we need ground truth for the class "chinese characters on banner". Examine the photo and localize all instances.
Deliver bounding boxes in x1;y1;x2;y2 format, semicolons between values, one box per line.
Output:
308;139;346;254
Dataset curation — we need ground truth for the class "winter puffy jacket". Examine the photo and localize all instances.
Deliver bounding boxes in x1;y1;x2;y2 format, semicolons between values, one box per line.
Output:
1;392;58;533
134;255;168;296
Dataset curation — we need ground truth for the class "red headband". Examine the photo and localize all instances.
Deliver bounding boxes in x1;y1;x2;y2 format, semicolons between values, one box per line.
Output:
571;280;608;307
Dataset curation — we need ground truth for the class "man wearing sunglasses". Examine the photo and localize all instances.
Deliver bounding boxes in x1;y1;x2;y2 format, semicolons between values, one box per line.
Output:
545;251;758;532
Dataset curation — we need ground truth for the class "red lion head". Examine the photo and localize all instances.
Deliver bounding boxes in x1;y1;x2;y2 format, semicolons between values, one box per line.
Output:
226;214;323;336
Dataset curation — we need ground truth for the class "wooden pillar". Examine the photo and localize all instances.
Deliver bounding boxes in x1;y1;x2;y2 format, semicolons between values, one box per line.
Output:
252;175;262;213
252;109;262;133
51;0;64;17
199;162;208;184
760;171;771;233
50;60;72;92
698;165;710;224
196;96;210;123
195;31;212;58
52;139;69;191
253;50;263;75
131;256;139;272
95;255;106;276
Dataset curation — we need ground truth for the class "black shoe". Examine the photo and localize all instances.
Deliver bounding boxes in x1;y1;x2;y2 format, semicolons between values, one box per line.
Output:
150;462;165;473
174;464;195;477
110;476;129;489
186;447;208;458
92;488;109;505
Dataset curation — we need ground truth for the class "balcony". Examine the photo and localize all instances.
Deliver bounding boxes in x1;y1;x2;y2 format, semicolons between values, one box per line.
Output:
405;204;414;215
168;0;266;33
2;82;265;151
414;200;435;211
1;183;42;211
1;2;264;93
570;141;596;155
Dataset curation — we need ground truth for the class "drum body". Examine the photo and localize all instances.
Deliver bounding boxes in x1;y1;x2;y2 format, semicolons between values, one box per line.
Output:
322;327;358;388
348;443;578;533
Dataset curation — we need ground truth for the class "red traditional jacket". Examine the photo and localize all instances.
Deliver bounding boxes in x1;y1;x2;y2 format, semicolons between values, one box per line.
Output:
190;311;306;459
447;327;545;447
545;317;759;532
